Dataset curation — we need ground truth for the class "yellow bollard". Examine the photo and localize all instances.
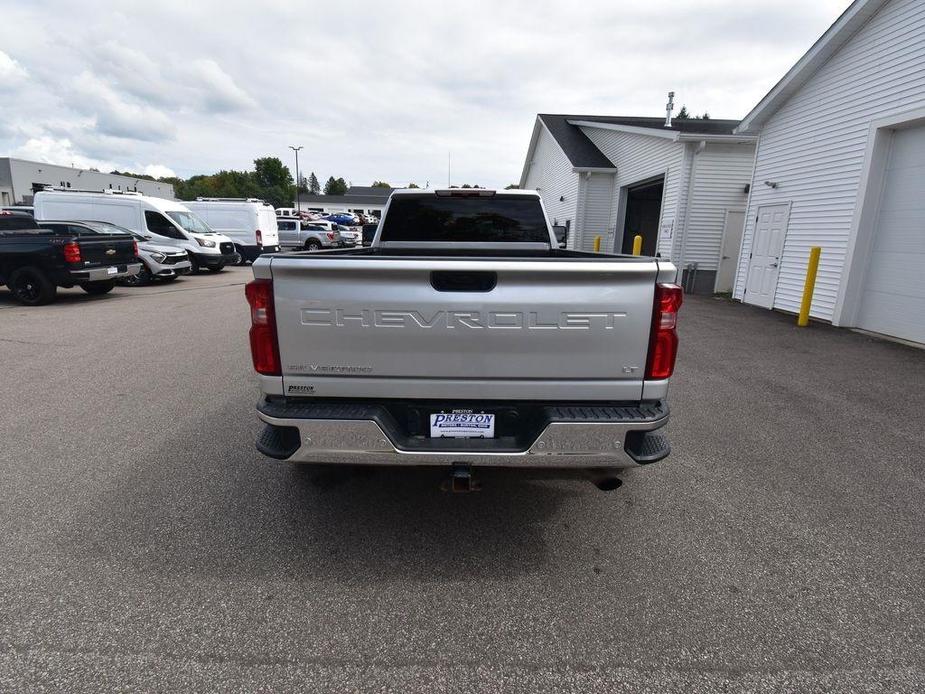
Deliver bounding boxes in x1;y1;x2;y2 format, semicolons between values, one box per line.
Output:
593;235;602;252
632;235;643;256
798;246;822;327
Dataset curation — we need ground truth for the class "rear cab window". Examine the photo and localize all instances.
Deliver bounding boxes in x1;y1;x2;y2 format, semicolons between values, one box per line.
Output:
379;194;550;244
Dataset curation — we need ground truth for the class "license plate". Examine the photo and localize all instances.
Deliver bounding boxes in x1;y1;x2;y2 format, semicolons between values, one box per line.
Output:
430;412;495;438
107;266;118;275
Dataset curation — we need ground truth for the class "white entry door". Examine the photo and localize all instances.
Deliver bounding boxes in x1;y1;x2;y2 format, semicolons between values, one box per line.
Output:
715;209;745;293
745;203;790;308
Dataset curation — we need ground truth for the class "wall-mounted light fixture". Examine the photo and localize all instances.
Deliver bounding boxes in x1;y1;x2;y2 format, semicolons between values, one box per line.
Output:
559;195;565;201
764;180;780;189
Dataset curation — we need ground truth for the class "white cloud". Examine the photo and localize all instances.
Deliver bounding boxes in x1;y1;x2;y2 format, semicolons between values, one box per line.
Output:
0;50;28;88
71;71;177;142
188;59;256;112
89;41;172;105
12;135;118;171
141;164;177;179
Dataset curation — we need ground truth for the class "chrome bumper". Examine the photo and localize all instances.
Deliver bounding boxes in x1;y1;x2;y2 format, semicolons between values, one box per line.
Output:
256;400;670;469
70;263;142;281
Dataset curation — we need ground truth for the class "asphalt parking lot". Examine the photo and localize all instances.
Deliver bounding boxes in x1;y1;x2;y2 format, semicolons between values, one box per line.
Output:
1;267;923;692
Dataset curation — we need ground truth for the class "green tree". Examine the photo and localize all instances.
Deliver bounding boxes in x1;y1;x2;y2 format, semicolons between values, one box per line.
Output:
324;176;348;195
371;180;391;188
308;172;320;194
407;183;421;189
504;183;519;190
252;157;293;207
675;105;710;120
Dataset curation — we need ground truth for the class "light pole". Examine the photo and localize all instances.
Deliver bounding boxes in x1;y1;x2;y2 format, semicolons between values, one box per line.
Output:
289;145;303;215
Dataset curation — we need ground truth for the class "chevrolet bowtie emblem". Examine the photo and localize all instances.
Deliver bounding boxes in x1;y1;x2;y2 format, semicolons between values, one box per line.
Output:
106;249;116;255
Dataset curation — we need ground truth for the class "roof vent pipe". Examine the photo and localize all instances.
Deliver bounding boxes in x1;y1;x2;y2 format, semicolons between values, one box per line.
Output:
665;91;675;128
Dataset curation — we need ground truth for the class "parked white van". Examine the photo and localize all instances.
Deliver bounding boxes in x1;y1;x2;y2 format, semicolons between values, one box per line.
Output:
33;190;240;272
184;198;280;263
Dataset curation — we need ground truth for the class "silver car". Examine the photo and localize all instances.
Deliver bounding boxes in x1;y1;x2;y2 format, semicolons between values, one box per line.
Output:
81;221;192;284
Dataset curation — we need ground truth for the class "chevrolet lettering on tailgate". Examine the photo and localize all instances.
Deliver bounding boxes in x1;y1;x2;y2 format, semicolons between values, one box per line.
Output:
300;308;628;330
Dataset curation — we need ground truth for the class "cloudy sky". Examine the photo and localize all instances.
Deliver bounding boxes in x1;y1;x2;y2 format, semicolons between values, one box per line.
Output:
0;0;852;189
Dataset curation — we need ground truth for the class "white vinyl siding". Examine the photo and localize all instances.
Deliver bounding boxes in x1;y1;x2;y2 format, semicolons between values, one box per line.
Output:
734;0;925;321
682;143;755;270
522;125;580;249
576;173;615;251
580;127;685;257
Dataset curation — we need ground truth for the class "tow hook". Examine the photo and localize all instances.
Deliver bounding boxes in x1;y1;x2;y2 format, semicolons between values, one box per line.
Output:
441;464;480;493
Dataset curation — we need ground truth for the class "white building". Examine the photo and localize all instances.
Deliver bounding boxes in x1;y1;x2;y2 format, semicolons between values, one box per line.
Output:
519;115;757;293
733;0;925;344
295;186;391;217
0;158;175;206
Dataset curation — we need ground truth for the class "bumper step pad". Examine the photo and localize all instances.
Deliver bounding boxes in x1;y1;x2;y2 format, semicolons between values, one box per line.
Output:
256;423;301;460
624;430;671;464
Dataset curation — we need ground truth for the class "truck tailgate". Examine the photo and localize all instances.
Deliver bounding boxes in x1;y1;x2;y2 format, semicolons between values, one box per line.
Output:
77;235;137;266
269;255;658;401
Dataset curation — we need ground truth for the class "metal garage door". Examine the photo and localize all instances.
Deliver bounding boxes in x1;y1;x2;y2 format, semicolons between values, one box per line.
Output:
856;124;925;343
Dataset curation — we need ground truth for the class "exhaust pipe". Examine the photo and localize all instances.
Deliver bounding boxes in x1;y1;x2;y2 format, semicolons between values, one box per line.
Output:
593;476;623;492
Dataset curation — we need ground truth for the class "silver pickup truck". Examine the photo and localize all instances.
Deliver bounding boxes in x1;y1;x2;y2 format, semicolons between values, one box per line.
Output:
246;189;682;490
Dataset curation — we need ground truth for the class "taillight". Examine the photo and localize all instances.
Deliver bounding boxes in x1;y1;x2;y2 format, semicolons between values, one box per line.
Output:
132;240;139;256
244;278;281;376
645;283;683;379
326;232;335;240
256;229;262;246
63;241;81;264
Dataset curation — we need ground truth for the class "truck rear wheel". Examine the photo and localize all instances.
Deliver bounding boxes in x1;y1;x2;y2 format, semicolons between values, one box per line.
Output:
80;281;115;295
7;266;57;306
306;239;322;251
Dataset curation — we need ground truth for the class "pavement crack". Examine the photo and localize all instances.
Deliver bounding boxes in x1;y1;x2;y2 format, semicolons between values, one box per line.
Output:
0;337;73;347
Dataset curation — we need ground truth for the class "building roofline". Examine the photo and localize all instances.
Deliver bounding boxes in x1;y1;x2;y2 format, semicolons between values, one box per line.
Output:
1;157;176;187
569;120;680;141
735;0;889;133
519;116;600;187
519;117;544;188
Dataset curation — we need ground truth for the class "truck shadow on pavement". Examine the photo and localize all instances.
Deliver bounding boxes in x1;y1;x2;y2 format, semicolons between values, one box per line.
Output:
56;406;587;583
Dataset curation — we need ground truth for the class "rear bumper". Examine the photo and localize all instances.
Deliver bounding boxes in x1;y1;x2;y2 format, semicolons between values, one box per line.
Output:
69;263;142;282
255;398;670;469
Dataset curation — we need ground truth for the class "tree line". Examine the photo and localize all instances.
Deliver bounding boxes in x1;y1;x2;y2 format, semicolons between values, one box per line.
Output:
111;158;520;206
112;158;393;208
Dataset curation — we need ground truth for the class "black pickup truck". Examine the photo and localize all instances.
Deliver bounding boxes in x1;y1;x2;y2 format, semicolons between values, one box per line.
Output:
0;211;142;305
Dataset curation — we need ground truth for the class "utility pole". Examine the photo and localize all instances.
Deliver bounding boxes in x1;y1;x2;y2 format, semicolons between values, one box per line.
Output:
289;145;303;214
